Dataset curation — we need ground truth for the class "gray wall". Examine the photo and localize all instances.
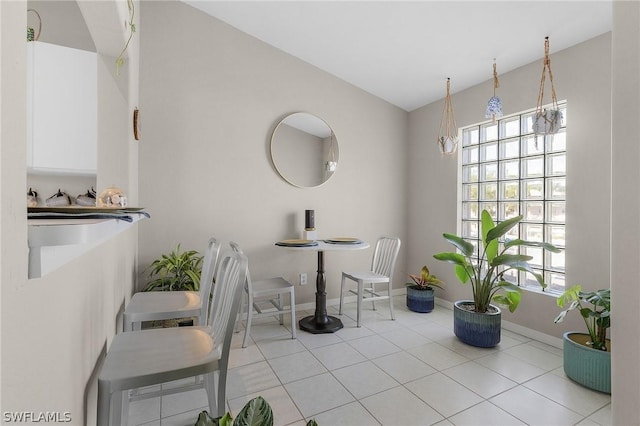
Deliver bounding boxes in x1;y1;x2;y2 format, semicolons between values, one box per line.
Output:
138;1;408;306
1;1;140;423
408;33;612;338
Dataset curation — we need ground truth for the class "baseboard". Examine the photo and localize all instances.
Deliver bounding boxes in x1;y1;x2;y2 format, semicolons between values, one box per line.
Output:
295;288;562;348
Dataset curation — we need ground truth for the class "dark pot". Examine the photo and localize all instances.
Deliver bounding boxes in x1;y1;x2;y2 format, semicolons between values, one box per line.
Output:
406;286;434;313
453;300;501;348
563;332;611;394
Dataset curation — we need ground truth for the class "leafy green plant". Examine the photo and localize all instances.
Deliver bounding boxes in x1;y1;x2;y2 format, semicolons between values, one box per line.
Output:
554;285;611;351
142;244;203;292
407;265;444;291
194;396;317;426
434;209;561;313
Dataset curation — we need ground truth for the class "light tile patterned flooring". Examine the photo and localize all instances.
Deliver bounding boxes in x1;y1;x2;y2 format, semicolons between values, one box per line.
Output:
129;296;612;426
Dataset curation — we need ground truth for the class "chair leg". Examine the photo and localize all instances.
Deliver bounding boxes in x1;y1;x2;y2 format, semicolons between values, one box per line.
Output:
289;289;297;340
339;274;346;315
97;381;111;426
119;390;130;426
277;293;284;325
242;291;254;348
371;282;377;311
216;368;228;418
388;281;395;321
356;280;363;327
204;371;218;418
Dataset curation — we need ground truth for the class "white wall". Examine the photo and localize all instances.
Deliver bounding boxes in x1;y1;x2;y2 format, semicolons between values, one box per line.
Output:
138;1;408;306
408;33;612;338
610;1;640;423
0;1;140;423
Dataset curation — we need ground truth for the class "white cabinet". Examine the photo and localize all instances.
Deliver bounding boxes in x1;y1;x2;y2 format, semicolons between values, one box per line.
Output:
27;41;97;175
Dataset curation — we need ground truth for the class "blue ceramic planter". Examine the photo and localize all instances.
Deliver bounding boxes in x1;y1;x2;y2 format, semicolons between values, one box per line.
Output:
563;332;611;394
453;300;501;348
406;286;434;313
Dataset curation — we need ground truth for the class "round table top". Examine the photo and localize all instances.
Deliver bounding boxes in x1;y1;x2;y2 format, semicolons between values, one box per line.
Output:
274;239;369;251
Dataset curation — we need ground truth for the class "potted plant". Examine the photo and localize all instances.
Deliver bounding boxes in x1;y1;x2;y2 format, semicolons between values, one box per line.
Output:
142;244;204;292
406;265;444;313
554;285;611;393
194;396;318;426
434;210;560;347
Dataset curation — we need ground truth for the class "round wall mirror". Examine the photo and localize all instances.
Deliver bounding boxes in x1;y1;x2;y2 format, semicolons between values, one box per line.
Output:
270;112;339;188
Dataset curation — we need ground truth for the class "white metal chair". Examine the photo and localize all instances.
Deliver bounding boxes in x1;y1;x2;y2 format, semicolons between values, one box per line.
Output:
123;237;221;331
229;241;296;348
339;236;401;327
97;251;248;426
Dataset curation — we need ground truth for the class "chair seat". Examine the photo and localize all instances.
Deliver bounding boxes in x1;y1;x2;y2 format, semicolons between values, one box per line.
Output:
99;327;221;390
124;291;202;326
342;270;390;283
252;277;294;296
339;237;401;327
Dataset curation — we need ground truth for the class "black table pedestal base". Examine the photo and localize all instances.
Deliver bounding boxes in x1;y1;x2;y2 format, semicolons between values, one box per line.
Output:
299;315;343;334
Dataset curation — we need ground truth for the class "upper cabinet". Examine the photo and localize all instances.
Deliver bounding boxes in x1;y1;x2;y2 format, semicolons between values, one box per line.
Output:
26;41;97;175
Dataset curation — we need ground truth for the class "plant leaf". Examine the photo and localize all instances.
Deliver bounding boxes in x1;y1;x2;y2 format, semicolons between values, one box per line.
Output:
490;254;533;267
441;233;475;257
455;264;471;284
504;239;562;253
481;211;498;261
486;214;523;243
233;396;273;426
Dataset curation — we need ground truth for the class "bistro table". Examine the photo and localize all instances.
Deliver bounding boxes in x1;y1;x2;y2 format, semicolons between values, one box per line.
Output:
275;239;369;334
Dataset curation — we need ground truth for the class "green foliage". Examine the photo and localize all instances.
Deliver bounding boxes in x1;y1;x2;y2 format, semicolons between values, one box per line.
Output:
142;244;203;292
407;265;444;291
434;210;561;313
555;285;611;351
194;396;317;426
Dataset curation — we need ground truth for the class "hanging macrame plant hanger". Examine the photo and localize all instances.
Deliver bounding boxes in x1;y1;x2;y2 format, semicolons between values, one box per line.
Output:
532;37;562;137
437;78;458;155
486;60;503;122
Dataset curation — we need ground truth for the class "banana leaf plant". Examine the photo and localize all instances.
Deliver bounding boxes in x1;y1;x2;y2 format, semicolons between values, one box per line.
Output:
433;210;561;313
554;285;611;351
142;244;203;292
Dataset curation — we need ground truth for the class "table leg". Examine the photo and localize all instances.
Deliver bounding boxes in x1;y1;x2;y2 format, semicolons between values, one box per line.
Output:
299;251;344;333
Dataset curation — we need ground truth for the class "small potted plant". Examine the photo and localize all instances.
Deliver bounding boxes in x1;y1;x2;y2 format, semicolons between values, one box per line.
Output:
406;265;444;313
434;210;561;347
554;285;611;393
143;244;204;292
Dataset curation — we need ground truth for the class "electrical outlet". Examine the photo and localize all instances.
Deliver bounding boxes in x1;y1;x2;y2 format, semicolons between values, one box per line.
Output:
299;273;307;285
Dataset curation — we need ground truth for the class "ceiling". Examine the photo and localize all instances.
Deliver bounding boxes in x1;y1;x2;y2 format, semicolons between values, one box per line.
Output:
182;1;612;112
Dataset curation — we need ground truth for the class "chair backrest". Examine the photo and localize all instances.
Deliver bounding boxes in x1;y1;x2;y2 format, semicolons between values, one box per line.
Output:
371;237;402;280
199;237;222;322
207;251;248;355
229;241;252;293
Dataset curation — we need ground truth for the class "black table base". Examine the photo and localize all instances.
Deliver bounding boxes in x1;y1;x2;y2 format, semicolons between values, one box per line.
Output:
299;315;343;333
298;251;344;334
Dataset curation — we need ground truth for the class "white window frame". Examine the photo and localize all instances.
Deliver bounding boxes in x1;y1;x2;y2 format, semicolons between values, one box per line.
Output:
458;102;566;293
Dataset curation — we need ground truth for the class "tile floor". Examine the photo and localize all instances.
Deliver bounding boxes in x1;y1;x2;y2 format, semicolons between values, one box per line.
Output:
128;296;612;426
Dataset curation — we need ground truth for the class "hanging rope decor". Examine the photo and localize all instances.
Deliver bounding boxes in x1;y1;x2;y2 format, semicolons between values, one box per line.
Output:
532;37;562;136
485;60;503;121
437;78;458;155
325;130;337;172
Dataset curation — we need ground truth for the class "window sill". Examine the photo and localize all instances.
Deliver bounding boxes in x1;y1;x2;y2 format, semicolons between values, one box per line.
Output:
28;214;146;279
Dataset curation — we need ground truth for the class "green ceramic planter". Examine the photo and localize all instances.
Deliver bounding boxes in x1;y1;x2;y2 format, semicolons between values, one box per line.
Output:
563;332;611;394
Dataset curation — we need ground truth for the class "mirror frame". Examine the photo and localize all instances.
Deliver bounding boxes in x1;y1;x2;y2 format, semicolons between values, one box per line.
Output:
270;112;339;188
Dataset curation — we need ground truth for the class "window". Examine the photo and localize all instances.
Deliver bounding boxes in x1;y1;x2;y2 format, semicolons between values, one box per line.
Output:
460;103;566;293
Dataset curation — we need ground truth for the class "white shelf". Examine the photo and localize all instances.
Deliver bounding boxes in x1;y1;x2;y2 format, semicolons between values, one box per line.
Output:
28;214;145;279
